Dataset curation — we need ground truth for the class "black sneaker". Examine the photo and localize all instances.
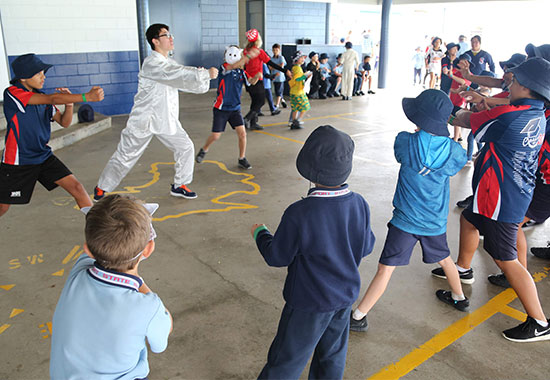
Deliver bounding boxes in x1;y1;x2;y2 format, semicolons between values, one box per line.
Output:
290;120;303;130
431;266;475;285
456;195;474;209
522;219;542;229
250;123;264;130
368;90;376;94
238;157;252;170
488;273;511;288
271;109;281;116
196;148;206;163
531;244;550;259
281;100;288;108
436;290;470;312
349;311;368;332
170;184;197;199
502;317;550;342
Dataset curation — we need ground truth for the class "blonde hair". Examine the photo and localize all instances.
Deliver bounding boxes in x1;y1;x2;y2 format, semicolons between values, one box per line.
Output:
246;35;263;50
85;194;151;271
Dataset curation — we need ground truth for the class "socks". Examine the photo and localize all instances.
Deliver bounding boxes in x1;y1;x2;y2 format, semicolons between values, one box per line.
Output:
456;264;469;273
451;292;466;301
535;318;549;328
353;309;366;320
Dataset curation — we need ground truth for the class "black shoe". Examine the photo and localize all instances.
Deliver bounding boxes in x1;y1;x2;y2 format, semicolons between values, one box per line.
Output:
319;95;327;99
522;219;542;229
281;100;287;108
353;92;359;96
531;244;550;259
341;95;346;100
368;90;376;94
488;273;511;288
196;148;206;163
327;93;334;98
257;111;265;117
290;120;303;130
431;266;475;285
456;195;474;209
238;157;252;170
502;317;550;342
359;91;365;95
170;184;197;199
436;290;470;312
350;311;368;332
271;109;281;116
458;137;463;142
250;123;264;130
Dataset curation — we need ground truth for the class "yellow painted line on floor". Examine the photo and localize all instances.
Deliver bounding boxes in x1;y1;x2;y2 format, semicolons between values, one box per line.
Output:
9;308;24;319
0;324;10;335
0;284;15;291
62;245;81;265
499;304;527;322
368;266;549;380
259;112;365;128
153;160;260;222
253;130;304;145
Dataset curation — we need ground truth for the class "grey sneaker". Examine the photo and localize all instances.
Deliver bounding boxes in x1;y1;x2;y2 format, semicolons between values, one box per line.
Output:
196;148;206;163
431;266;475;285
238;157;251;170
349;311;368;332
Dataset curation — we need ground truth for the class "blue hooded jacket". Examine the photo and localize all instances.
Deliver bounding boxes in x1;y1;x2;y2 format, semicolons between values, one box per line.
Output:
390;130;467;236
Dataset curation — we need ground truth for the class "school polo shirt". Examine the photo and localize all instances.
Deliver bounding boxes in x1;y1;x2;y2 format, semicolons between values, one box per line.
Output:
2;83;55;165
50;254;171;380
214;63;247;111
537;109;550;184
469;98;546;222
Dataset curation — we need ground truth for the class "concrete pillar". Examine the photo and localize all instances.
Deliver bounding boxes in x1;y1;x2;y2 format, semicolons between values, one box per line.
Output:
378;0;392;89
136;0;150;65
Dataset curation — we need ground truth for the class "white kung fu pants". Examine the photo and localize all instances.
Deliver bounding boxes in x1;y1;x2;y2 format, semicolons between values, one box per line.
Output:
98;126;195;192
341;67;355;98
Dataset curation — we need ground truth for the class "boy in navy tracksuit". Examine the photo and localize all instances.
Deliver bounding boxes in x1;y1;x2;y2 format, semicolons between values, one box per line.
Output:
350;90;469;332
251;125;375;379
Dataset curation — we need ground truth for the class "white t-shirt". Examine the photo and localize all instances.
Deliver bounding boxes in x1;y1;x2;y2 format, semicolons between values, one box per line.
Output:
426;47;445;74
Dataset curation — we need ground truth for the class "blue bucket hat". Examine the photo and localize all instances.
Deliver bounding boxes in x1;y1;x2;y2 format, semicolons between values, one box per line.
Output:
458;53;475;68
446;42;460;53
402;89;453;137
319;53;328;60
296;125;355;186
78;104;95;123
499;53;526;71
509;57;550;102
10;53;53;84
525;43;550;61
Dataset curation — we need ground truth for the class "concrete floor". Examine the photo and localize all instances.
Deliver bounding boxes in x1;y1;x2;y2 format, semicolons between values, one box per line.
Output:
1;86;549;379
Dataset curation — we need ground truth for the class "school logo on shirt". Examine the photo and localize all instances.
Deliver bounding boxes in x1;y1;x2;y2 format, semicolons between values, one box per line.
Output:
10;191;21;198
521;117;544;148
479;57;485;65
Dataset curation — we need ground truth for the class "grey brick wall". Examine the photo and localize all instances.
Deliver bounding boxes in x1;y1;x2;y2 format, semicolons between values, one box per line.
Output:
200;0;240;70
265;0;327;50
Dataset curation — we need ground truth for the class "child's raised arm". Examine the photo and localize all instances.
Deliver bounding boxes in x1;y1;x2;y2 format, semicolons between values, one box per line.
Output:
28;86;104;106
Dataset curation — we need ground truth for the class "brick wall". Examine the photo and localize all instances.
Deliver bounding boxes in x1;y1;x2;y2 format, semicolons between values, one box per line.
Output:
265;0;327;50
1;0;140;115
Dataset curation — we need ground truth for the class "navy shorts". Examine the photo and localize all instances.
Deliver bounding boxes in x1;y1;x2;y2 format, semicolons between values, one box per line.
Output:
379;223;451;266
525;181;550;224
273;82;284;98
0;154;72;204
212;108;244;133
462;208;518;261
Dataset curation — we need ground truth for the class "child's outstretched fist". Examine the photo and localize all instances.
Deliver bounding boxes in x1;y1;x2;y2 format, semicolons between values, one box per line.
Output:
86;86;104;102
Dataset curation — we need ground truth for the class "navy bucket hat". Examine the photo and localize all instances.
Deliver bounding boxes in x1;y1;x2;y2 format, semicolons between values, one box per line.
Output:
78;104;95;123
509;57;550;102
525;43;550;61
10;53;52;84
296;125;355;186
458;53;475;68
499;53;526;71
402;89;453;137
446;42;460;53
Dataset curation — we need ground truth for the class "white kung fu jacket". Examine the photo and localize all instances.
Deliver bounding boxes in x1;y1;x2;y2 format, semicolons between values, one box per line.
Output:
128;50;211;138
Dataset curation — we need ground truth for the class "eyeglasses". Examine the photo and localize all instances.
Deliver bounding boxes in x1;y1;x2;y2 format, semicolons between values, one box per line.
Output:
157;33;174;39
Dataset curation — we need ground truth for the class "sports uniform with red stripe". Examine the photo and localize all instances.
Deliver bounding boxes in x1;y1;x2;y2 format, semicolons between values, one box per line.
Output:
537;109;550;184
213;63;248;111
469;98;546;223
2;83;56;165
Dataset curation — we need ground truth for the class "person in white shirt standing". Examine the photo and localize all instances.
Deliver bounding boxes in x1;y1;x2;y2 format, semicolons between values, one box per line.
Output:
93;24;218;201
341;42;360;101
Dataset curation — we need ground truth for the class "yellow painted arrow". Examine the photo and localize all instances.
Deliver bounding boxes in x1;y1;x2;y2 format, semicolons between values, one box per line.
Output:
0;284;15;291
51;269;64;276
9;308;24;319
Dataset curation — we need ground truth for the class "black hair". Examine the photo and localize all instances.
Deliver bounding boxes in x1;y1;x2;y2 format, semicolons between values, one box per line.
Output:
471;35;481;43
146;23;170;51
272;43;280;50
364;55;371;60
529;89;548;103
432;37;442;46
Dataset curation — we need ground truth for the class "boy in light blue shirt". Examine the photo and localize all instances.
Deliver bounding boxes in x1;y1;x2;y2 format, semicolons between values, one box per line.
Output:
50;195;172;379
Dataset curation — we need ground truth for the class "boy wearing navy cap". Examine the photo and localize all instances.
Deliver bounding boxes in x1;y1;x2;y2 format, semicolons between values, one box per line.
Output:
435;57;550;342
251;125;375;379
350;89;468;332
0;53;104;217
50;194;172;379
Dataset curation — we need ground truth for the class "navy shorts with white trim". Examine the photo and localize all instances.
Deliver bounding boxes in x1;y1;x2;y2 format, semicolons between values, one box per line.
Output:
378;223;451;266
212;108;245;133
462;207;518;261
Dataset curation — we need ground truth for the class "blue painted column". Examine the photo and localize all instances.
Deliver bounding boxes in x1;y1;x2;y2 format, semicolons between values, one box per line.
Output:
377;0;392;89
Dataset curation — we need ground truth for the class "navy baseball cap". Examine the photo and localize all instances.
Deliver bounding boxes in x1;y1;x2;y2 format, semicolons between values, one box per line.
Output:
458;53;475;68
499;53;526;71
10;53;52;84
402;89;452;137
509;57;550;102
525;43;550;61
446;42;460;52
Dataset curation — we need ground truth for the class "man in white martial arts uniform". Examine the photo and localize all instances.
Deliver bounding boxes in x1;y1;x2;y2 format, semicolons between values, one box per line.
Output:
341;42;360;101
93;23;218;201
